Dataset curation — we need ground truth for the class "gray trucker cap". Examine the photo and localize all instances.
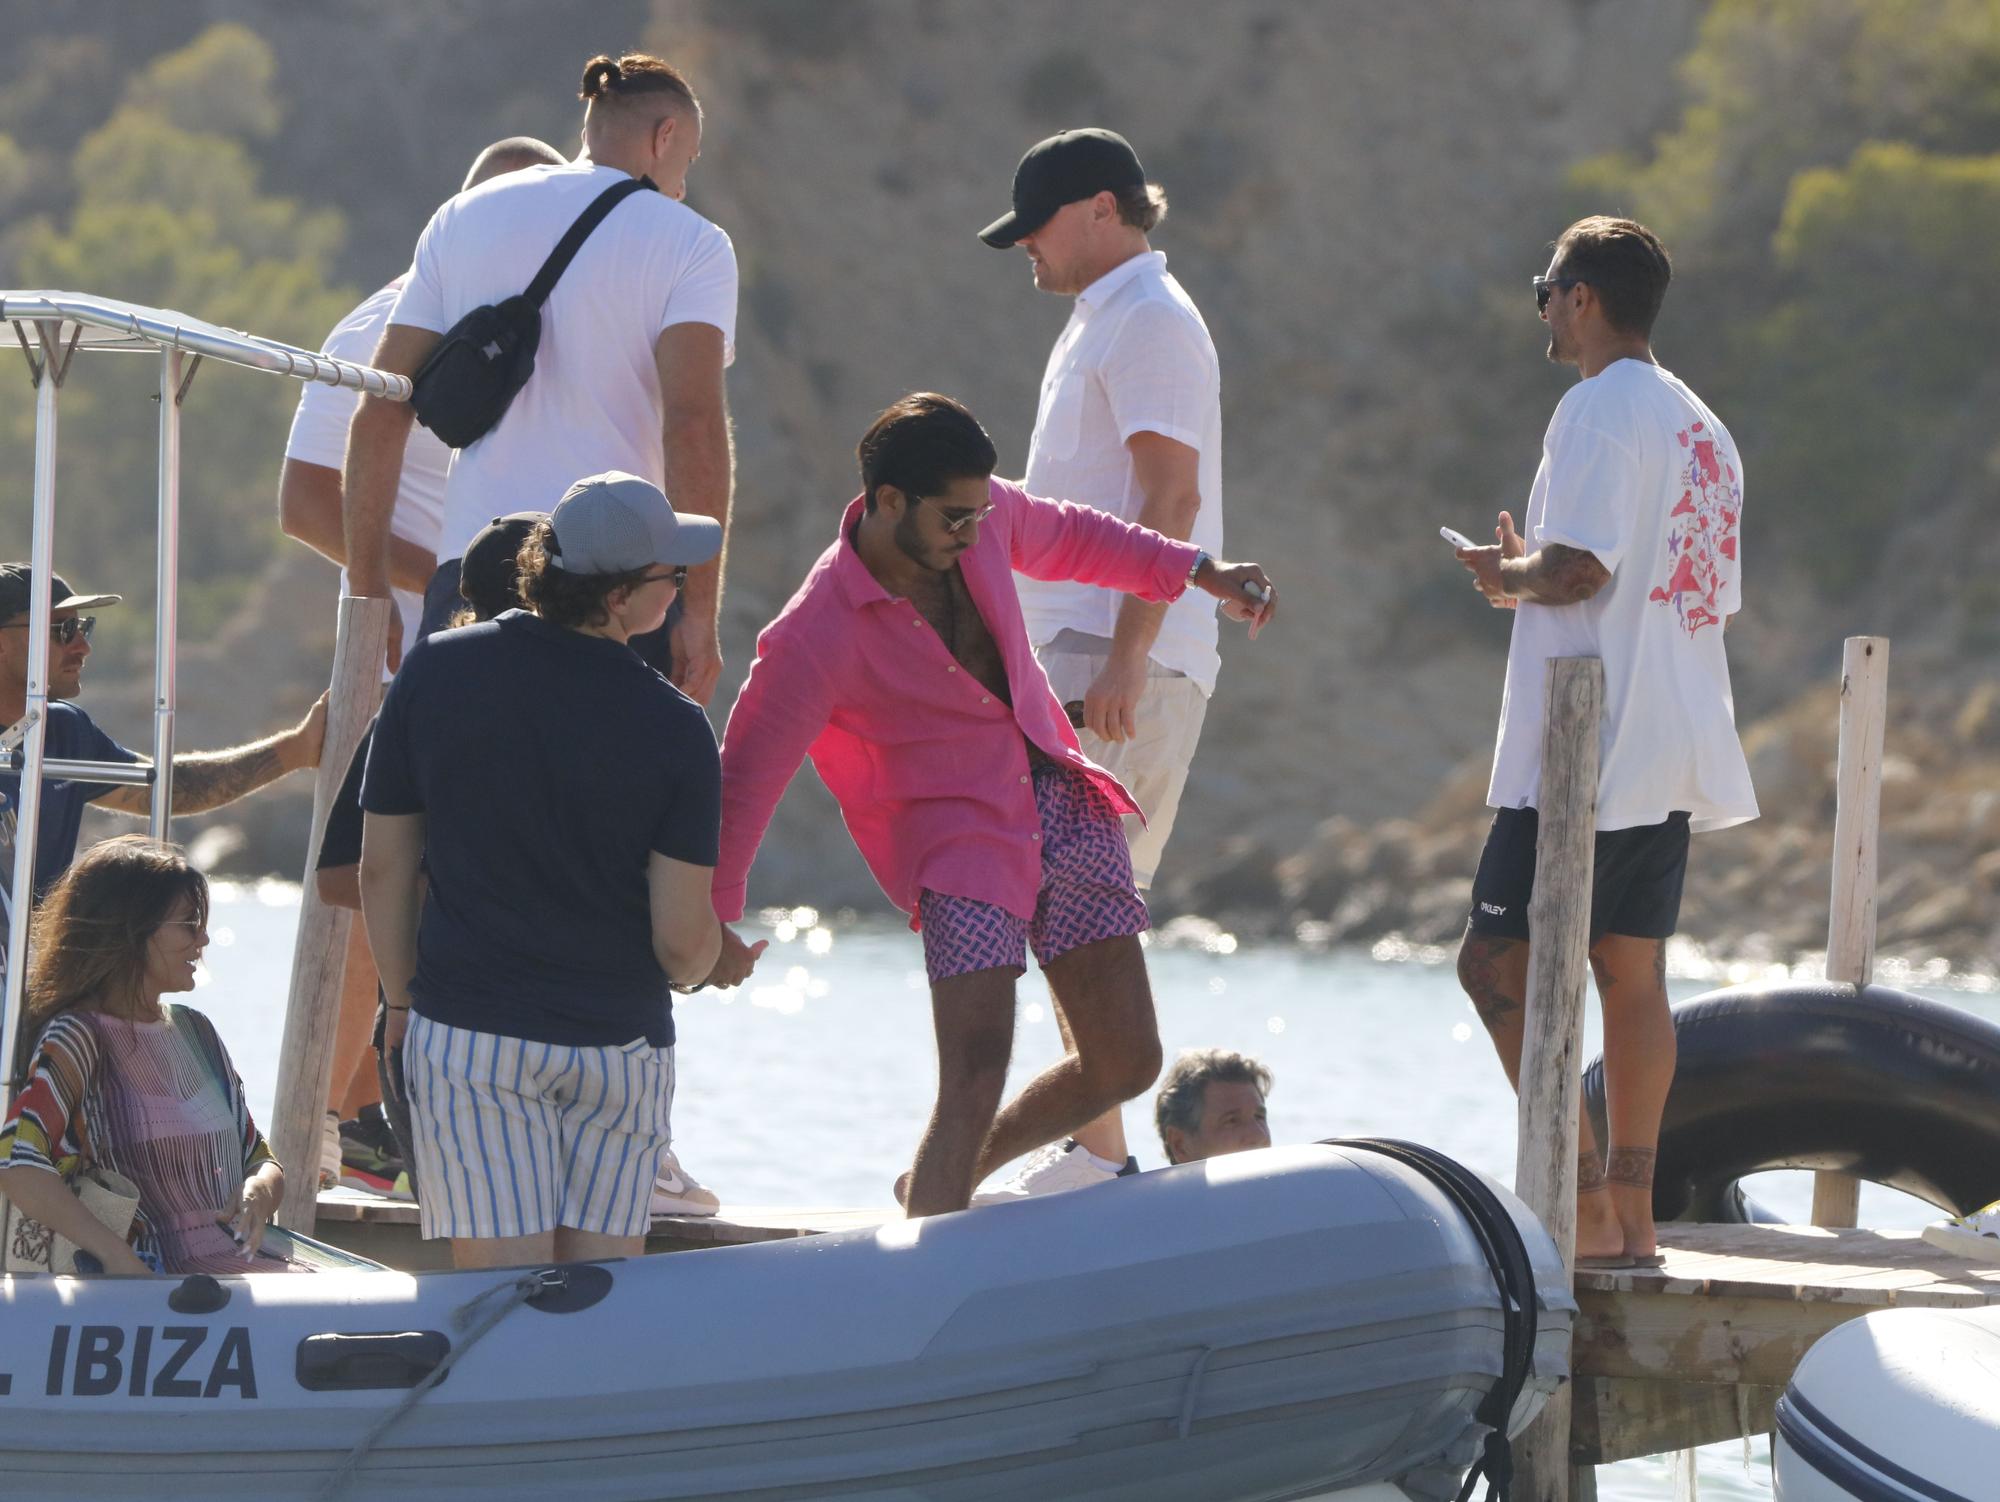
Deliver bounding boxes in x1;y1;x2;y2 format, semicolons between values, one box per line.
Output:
545;471;722;575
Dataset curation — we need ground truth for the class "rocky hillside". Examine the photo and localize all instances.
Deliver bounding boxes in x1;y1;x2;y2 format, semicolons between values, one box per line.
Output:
53;1;1997;978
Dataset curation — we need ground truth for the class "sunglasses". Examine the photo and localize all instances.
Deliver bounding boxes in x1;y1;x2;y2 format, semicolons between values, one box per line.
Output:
640;567;690;589
1533;275;1587;313
917;496;997;536
0;615;95;644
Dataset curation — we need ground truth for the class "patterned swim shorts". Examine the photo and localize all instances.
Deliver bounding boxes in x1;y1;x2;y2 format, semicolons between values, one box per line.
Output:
919;763;1150;982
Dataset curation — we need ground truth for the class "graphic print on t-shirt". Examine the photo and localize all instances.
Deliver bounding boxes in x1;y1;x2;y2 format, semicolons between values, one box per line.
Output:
1649;421;1740;636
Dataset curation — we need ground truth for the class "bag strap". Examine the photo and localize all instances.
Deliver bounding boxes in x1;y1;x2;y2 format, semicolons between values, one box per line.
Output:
521;175;655;310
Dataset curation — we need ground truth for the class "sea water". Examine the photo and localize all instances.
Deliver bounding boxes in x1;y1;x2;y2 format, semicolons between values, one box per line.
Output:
191;885;1994;1502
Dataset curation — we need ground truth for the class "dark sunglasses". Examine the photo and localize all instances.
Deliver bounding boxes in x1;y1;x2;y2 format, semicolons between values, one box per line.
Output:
0;615;94;644
917;495;997;536
1533;274;1587;313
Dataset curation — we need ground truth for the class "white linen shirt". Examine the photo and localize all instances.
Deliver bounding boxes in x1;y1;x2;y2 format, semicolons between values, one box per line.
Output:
285;278;449;677
391;160;738;561
1017;251;1224;694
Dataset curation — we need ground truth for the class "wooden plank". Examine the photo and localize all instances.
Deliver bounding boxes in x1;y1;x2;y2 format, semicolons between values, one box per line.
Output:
1513;655;1604;1502
1815;636;1887;1229
311;1190;889;1268
1572;1377;1779;1465
271;596;390;1232
1575;1287;1890;1385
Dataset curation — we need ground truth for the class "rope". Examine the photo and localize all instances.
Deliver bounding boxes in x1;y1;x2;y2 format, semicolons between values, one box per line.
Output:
1324;1138;1540;1502
311;1266;566;1502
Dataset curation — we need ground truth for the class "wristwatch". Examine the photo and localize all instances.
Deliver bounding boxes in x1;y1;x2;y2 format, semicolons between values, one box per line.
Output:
1186;550;1210;589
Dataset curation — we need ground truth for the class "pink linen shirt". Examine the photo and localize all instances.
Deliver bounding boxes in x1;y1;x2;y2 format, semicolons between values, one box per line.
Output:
713;476;1203;926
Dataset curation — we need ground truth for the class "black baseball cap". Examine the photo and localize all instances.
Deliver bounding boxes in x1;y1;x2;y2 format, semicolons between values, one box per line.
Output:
0;563;121;626
978;128;1147;248
458;512;547;620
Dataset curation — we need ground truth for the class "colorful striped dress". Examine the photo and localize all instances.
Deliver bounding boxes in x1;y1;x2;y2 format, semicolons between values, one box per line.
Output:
0;1003;305;1274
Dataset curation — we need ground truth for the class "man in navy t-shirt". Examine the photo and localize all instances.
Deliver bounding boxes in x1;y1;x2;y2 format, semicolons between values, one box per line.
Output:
361;472;727;1269
1;564;328;969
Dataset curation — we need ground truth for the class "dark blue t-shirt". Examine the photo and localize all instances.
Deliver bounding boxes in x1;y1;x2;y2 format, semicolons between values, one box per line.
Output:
361;611;720;1048
1;701;142;930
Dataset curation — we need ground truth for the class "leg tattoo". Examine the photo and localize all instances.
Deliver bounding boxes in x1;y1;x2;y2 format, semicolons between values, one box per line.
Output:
1577;1151;1608;1193
1458;934;1523;1030
1606;1146;1656;1188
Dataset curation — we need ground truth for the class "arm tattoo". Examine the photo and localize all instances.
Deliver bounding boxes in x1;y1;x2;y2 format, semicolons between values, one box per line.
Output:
104;736;292;818
1505;542;1610;605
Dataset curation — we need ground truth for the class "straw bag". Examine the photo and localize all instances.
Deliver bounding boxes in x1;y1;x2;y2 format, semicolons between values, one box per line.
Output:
2;1164;142;1274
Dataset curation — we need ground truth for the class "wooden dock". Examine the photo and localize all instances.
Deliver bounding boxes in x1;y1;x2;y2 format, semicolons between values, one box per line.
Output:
1569;1220;2000;1471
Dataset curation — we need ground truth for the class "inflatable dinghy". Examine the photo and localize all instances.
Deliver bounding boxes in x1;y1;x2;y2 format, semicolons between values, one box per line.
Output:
1584;982;2000;1222
1774;1304;2000;1501
0;1140;1571;1501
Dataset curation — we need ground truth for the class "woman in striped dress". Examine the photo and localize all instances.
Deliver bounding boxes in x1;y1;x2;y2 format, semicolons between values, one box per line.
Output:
0;836;302;1275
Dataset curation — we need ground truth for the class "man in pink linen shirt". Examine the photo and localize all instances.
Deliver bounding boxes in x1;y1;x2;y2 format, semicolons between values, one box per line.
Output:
708;393;1275;1216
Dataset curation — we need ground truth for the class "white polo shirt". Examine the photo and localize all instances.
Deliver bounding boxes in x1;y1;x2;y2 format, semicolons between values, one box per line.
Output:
1488;359;1759;833
1017;251;1224;694
391;160;738;561
285;277;449;675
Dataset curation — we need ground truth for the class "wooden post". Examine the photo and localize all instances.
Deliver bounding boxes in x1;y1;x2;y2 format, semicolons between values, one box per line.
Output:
1812;636;1888;1230
1513;656;1604;1502
270;596;391;1232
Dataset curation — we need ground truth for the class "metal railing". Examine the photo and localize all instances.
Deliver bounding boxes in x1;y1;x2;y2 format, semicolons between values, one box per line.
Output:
0;290;410;1117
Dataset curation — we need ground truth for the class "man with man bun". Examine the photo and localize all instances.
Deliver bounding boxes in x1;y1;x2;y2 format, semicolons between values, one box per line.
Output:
343;52;737;704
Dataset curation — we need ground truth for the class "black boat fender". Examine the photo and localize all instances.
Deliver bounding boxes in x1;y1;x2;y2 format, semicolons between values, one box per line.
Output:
1582;982;2000;1223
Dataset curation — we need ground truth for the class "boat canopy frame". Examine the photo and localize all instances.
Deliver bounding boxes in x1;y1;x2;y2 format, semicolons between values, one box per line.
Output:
0;290;410;1114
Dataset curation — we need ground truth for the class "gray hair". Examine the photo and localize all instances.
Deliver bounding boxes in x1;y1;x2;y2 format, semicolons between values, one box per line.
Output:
1155;1048;1272;1162
462;135;566;192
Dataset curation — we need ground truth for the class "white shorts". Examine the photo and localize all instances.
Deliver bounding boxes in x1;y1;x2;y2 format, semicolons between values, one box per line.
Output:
1038;635;1210;889
403;1013;672;1242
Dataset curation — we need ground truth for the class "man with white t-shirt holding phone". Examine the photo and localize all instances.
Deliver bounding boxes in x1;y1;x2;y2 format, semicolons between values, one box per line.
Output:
1453;216;1758;1271
342;50;737;706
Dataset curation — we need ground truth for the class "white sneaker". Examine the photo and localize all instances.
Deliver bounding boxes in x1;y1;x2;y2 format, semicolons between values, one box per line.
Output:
970;1140;1135;1207
650;1147;721;1218
318;1110;342;1192
1923;1200;2000;1263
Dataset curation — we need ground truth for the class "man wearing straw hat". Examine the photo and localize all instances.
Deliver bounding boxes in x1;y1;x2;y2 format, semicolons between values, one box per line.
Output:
1452;216;1758;1271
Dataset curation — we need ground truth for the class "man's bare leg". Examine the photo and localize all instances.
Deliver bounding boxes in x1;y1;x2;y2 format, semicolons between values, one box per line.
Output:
330;919;383;1120
904;966;1020;1217
974;936;1160;1184
1046;984;1132;1165
1456;927;1625;1260
1589;933;1676;1260
450;1231;553;1270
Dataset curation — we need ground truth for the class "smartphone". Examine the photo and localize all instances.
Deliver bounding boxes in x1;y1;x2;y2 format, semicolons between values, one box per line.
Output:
1440;526;1477;551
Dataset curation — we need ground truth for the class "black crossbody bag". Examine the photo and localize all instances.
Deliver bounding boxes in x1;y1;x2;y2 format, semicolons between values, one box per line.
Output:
409;174;654;448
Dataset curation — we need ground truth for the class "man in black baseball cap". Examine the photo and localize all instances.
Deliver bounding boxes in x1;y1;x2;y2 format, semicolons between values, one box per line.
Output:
977;128;1148;249
1;560;326;930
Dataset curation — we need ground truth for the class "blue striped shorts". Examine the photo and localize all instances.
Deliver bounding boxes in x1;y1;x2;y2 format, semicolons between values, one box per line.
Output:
403;1013;673;1242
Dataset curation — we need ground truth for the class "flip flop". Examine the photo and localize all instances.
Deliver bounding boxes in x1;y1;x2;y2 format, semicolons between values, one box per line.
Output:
1574;1254;1637;1270
1626;1253;1666;1269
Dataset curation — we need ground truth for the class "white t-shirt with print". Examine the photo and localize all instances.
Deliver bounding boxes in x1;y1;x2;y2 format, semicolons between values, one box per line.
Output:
1488;359;1758;833
285;278;449;678
391;160;738;561
1017;251;1224;694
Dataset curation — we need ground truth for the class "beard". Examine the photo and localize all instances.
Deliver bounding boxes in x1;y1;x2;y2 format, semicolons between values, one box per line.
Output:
893;510;957;572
